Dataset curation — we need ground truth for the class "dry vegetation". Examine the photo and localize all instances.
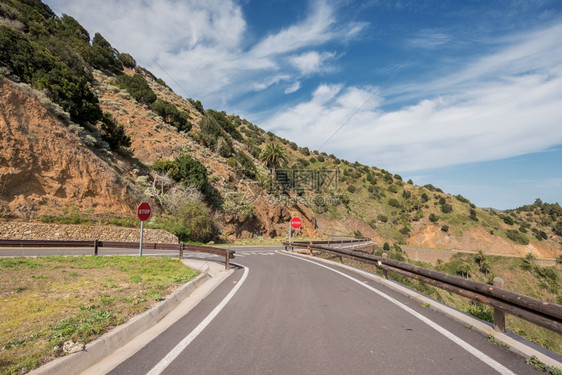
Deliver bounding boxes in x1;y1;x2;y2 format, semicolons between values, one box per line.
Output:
0;256;198;375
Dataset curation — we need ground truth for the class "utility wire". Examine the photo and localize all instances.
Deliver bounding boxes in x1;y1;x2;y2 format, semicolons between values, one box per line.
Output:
316;61;406;152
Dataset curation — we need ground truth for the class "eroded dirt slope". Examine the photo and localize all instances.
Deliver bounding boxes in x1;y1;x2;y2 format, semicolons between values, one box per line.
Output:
0;79;133;218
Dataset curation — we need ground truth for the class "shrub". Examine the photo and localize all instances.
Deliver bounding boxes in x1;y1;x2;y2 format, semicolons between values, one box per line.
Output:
388;198;401;208
378;214;388;223
402;190;411;199
206;109;242;141
469;209;478;221
317;155;325;162
388;185;398;193
502;215;515;226
506;230;529;245
118;52;136;69
174;154;208;190
234;151;257;179
420;193;429;202
162;199;215;242
115;73;156;105
150;99;191;132
347;185;356;193
424;184;436;192
90;33;122;73
383;242;391;251
100;112;131;150
441;225;449;232
441;204;453;214
429;213;439;223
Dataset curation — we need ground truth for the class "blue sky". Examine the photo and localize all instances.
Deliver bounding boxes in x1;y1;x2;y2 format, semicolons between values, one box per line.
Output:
44;0;562;209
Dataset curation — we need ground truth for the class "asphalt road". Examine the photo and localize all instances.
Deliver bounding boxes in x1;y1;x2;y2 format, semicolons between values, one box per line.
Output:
98;247;539;375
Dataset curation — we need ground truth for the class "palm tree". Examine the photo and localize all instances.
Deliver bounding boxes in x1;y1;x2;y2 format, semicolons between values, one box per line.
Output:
259;143;288;181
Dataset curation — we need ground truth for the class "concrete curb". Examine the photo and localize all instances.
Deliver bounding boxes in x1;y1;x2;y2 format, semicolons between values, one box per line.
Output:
31;263;216;375
284;251;562;370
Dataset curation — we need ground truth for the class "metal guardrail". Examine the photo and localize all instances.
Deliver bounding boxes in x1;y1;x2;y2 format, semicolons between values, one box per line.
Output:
0;239;235;269
284;240;562;335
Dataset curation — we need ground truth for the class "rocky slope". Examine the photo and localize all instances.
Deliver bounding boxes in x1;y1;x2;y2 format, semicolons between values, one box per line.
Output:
0;0;560;258
0;79;132;218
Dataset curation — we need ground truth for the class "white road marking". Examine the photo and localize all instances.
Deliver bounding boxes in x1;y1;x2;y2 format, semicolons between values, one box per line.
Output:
145;264;249;375
281;252;516;375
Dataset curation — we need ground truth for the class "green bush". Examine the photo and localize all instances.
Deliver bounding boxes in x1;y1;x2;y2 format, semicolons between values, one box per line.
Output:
388;198;401;208
151;159;180;181
441;204;453;214
234;151;257;179
429;213;439;223
388;185;398;193
206;109;242;141
90;33;121;73
150;99;191;132
378;214;388;223
506;230;529;245
0;25;103;126
502;215;515;226
347;185;356;193
118;52;136;69
469;209;478;221
174;154;207;190
100;112;131;150
420;193;429;202
160;199;215;242
115;73;156;105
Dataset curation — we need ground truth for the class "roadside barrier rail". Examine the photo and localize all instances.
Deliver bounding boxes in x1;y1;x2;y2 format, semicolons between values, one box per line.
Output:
284;240;562;334
0;239;234;269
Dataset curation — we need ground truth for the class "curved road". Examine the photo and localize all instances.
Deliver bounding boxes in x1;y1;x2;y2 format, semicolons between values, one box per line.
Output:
76;247;543;375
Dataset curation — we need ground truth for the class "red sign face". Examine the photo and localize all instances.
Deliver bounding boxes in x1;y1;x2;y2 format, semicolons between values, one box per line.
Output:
137;202;152;221
290;217;302;229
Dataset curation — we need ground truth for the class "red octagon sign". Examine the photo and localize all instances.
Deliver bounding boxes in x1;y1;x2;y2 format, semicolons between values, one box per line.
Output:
137;202;152;221
290;217;302;229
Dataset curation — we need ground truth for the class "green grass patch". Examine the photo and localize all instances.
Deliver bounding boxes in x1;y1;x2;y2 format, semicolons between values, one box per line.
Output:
0;256;198;375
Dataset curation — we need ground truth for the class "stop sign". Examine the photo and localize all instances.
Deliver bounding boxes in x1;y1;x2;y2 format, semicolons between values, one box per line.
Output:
290;217;302;229
137;202;151;221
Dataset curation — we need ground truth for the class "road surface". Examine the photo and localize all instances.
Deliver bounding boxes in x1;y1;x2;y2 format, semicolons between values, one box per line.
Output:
94;247;539;375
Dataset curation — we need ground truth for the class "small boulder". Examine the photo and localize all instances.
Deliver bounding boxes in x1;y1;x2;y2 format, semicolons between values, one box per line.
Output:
63;341;84;354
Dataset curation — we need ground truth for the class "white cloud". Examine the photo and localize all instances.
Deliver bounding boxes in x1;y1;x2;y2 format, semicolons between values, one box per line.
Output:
44;0;364;106
289;51;336;75
263;22;562;172
285;81;302;94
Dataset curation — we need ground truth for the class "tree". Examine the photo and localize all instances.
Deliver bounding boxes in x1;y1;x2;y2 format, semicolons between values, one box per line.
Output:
260;143;288;180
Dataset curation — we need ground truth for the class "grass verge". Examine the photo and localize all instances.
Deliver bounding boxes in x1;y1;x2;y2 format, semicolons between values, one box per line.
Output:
0;256;198;375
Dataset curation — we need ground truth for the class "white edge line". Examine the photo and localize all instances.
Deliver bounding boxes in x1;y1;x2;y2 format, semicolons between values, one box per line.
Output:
280;252;516;375
145;263;249;375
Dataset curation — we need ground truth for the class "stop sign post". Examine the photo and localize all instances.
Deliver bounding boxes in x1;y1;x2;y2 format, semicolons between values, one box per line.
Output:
137;202;151;256
289;216;302;244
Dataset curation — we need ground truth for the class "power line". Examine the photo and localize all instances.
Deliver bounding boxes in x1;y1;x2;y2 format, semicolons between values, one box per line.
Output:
316;61;406;152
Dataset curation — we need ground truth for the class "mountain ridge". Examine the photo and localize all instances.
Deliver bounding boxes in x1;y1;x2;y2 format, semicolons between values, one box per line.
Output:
0;0;561;258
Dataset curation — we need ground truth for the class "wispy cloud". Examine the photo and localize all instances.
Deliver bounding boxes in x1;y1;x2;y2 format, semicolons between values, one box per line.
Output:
263;21;562;172
408;29;451;49
289;51;336;75
45;0;365;106
285;81;302;94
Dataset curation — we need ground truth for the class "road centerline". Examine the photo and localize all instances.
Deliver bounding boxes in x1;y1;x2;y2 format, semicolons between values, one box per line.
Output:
280;252;516;375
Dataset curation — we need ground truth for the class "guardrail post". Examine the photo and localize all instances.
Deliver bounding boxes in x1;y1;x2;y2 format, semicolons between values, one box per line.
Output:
225;250;230;270
493;277;506;332
94;239;99;256
382;253;388;279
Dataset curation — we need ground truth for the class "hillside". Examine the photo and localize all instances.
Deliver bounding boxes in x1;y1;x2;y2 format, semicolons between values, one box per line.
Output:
0;0;561;258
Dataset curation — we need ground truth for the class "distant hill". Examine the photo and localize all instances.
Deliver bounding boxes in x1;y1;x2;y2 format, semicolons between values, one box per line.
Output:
0;0;561;257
